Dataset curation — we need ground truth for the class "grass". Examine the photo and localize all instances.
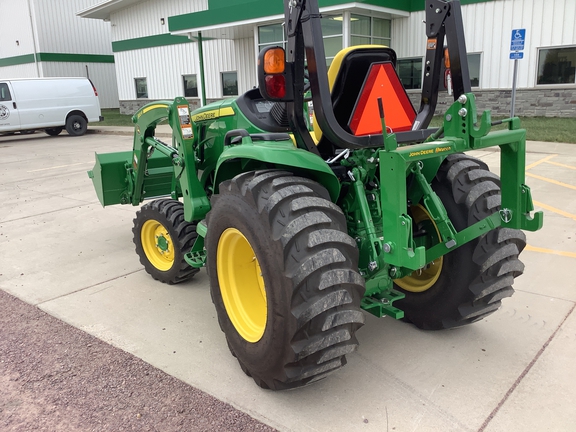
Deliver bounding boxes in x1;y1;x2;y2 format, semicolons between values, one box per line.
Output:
92;108;135;127
430;115;576;144
95;108;575;143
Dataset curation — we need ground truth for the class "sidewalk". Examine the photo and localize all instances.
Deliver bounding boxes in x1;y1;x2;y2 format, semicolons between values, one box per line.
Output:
90;124;173;137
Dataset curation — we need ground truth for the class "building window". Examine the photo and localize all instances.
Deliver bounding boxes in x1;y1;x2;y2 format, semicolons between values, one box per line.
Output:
350;15;391;47
322;15;343;66
537;46;576;85
182;74;198;97
468;53;481;87
397;58;423;90
222;71;238;96
135;78;148;98
258;23;286;53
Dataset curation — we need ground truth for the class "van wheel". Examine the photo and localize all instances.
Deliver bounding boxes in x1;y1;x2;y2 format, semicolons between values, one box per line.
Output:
66;115;88;136
45;128;63;136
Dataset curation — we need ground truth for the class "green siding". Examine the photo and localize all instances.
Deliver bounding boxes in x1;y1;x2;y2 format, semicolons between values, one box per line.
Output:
0;54;36;67
112;33;193;52
37;53;114;63
0;53;114;67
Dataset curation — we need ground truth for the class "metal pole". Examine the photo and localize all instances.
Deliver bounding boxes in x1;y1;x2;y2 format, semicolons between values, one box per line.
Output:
27;0;40;77
198;31;207;107
510;58;518;117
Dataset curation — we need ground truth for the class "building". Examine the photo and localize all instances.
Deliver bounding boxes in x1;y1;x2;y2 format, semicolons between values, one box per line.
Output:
80;0;575;117
0;0;119;108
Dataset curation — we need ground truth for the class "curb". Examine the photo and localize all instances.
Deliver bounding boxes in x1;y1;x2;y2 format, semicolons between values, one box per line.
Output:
89;129;173;138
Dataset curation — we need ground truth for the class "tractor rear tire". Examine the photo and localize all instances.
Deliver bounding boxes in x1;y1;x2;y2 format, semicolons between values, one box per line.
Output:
133;199;200;284
395;154;526;330
206;170;365;390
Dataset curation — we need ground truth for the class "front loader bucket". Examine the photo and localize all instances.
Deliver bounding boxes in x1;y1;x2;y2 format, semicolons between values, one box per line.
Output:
88;151;132;207
88;150;175;207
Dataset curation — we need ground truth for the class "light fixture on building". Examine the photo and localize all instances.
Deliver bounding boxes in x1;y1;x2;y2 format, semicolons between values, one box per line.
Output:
16;40;19;46
160;18;165;25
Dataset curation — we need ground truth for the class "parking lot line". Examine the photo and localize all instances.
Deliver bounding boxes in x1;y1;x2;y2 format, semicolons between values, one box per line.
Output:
525;245;576;259
533;200;576;222
525;154;557;171
27;162;92;173
526;172;576;191
545;160;576;171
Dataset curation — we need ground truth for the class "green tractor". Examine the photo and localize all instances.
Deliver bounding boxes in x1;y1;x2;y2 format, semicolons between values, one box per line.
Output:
89;0;542;390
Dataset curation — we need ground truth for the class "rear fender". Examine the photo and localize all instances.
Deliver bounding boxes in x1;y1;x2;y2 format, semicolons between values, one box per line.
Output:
214;140;340;202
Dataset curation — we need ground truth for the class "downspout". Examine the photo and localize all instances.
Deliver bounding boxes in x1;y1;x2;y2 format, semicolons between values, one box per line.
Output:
197;31;207;106
26;0;40;77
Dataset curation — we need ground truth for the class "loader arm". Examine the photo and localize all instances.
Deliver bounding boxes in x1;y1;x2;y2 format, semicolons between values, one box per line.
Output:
88;98;210;222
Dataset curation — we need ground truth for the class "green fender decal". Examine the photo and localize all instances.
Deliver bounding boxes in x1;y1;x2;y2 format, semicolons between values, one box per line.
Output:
215;140;340;202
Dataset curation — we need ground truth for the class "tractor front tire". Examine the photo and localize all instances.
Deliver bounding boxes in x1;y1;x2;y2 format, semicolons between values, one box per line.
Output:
133;199;200;284
395;154;526;330
206;170;365;390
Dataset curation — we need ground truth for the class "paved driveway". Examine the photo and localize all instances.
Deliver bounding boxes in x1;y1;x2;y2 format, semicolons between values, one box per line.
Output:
1;131;574;431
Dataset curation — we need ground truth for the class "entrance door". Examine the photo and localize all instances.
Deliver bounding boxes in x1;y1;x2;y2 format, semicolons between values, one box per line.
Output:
0;82;21;132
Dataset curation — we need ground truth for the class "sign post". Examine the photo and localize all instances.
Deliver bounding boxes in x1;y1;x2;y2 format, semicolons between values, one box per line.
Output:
510;29;525;117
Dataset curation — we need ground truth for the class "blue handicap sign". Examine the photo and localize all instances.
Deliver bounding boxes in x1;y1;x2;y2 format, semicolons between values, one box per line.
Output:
510;52;524;60
510;29;526;51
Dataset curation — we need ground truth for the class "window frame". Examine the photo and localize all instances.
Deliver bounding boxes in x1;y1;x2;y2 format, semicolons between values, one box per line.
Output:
257;23;286;53
221;71;239;97
467;52;482;88
349;14;392;48
536;45;576;87
397;57;424;91
134;77;148;99
182;74;198;98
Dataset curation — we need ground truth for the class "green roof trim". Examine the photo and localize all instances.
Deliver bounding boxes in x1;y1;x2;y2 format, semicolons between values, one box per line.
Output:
169;1;282;32
169;0;409;32
169;0;495;32
0;53;114;67
112;33;193;52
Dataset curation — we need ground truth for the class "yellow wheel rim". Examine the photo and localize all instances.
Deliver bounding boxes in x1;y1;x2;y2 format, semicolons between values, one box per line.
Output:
141;219;175;271
217;228;267;343
395;205;444;293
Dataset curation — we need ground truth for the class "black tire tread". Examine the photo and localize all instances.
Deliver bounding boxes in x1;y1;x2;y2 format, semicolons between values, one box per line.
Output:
133;199;199;284
441;154;526;328
207;170;364;389
398;153;526;330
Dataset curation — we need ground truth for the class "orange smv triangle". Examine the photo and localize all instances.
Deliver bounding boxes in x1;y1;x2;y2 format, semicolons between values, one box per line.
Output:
349;62;416;136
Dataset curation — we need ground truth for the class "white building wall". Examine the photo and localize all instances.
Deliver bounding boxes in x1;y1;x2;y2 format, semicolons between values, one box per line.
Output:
392;0;576;90
0;0;37;61
32;0;114;55
111;0;208;42
0;64;41;79
114;38;241;100
236;37;258;91
0;0;119;106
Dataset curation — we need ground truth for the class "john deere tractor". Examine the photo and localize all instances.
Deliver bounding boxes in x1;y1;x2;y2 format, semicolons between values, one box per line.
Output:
89;0;543;390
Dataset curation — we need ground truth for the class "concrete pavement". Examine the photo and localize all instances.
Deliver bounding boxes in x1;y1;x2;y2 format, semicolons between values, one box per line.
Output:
1;129;575;431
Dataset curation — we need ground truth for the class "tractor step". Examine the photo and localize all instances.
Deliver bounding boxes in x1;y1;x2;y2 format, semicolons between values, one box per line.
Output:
184;220;207;268
361;289;405;319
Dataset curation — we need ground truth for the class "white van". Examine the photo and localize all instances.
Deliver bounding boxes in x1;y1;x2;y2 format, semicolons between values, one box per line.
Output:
0;77;103;137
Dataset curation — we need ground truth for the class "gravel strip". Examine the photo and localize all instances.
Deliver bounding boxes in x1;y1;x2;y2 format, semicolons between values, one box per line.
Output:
0;289;276;432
